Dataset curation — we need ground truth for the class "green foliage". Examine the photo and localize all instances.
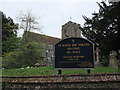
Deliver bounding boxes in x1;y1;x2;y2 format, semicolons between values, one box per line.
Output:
19;42;45;67
82;2;120;65
2;66;55;76
2;42;45;69
100;56;109;67
2;11;19;55
2;35;21;55
2;12;45;69
2;66;118;76
2;51;21;69
2;12;18;42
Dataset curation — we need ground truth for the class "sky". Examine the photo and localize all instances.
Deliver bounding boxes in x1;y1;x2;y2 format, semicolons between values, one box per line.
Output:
1;0;106;38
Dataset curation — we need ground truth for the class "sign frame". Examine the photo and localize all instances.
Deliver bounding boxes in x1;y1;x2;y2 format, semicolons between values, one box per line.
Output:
54;37;95;69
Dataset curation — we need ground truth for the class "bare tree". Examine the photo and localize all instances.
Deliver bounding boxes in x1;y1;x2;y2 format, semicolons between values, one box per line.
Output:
16;10;42;42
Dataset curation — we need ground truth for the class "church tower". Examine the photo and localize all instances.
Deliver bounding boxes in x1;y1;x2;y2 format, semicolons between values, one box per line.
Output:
62;21;81;39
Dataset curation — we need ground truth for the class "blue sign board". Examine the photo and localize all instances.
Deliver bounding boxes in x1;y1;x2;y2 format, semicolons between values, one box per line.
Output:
55;37;95;68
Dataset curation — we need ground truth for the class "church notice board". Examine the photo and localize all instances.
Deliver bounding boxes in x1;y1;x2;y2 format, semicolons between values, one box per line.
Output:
55;37;95;69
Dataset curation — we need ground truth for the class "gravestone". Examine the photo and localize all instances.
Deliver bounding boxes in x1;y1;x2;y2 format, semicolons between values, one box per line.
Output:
109;51;118;68
118;50;120;72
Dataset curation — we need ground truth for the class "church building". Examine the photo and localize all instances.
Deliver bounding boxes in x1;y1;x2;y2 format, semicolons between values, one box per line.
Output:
27;21;82;65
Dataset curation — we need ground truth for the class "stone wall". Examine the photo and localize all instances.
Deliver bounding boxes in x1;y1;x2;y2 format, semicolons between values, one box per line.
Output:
62;21;81;39
3;82;120;89
2;73;120;89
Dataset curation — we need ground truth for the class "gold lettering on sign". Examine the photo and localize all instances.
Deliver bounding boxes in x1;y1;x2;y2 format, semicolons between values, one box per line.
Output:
78;43;90;46
57;43;90;47
66;51;80;54
72;51;80;54
63;56;85;59
69;58;79;60
66;51;71;54
58;44;71;47
72;39;75;43
73;56;85;58
72;44;77;47
67;47;80;50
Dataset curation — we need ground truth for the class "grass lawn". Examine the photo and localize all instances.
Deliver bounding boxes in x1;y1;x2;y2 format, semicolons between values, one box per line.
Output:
2;66;119;76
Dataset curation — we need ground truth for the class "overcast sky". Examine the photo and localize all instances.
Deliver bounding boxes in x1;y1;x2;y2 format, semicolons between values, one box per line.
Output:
1;0;106;38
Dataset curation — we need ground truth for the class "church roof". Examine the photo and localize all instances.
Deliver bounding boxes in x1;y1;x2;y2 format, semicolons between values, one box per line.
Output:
27;32;61;45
